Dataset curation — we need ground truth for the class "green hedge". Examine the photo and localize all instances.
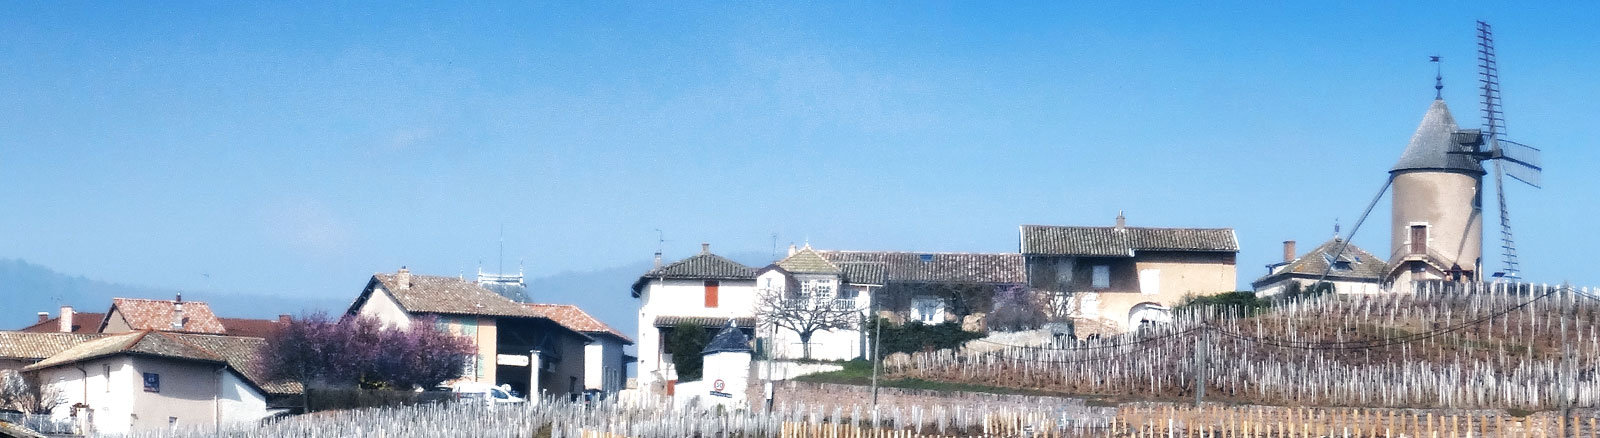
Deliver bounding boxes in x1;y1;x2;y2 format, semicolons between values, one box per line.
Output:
867;318;983;356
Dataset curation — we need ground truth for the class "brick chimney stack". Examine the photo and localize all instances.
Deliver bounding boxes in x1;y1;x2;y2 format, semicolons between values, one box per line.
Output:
701;243;710;254
279;314;292;324
37;312;49;324
58;306;73;332
171;293;185;331
1283;241;1297;263
1115;211;1126;229
397;266;412;290
787;244;797;257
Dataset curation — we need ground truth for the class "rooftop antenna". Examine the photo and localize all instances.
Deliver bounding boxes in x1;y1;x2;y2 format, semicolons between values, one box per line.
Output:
653;229;666;267
770;232;778;261
1470;20;1544;280
498;223;505;276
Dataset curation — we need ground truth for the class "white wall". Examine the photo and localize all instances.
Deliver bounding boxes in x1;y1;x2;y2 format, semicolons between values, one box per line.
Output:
40;355;271;435
584;336;628;394
356;284;413;329
636;278;756;392
42;356;136;435
674;350;749;410
217;369;269;427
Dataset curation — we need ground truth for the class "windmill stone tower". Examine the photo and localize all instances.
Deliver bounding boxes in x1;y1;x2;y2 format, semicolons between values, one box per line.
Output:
1387;97;1485;286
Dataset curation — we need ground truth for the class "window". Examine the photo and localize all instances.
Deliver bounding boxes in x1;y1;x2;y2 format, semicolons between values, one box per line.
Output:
1138;269;1160;295
704;281;720;308
1410;225;1427;255
142;372;160;393
800;279;833;302
1092;265;1111;289
912;297;944;323
104;364;111;393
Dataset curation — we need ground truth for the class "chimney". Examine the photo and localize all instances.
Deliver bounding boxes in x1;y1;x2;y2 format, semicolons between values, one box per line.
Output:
1283;240;1297;263
1115;211;1126;229
397;266;412;290
700;243;710;254
171;293;185;331
653;252;662;268
37;312;49;324
278;314;292;324
58;306;73;333
787;244;797;257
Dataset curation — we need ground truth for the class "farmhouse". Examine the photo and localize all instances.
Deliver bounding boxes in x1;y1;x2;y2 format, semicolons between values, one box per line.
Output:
346;267;594;400
1020;214;1239;328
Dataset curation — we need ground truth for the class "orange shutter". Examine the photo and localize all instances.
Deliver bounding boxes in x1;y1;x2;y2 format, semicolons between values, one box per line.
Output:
705;281;719;308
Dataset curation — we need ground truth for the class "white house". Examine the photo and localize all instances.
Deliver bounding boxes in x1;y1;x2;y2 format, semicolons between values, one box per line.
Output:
630;244;759;394
21;330;298;435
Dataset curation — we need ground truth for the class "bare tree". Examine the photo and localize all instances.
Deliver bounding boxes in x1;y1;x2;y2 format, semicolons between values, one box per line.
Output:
0;370;25;411
754;284;861;360
0;371;66;415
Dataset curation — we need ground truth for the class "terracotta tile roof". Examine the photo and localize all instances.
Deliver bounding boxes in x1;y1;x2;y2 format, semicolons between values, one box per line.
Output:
104;298;227;334
170;333;301;395
15;330;301;396
817;251;1026;284
24;331;223;371
774;248;841;275
524;304;632;344
631;252;758;296
1020;225;1239;257
1252;238;1387;286
218;317;288;339
372;273;539;318
18;312;106;334
652;316;757;329
0;331;105;361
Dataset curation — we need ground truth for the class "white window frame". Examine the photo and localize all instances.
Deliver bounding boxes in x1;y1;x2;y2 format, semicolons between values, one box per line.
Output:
912;297;944;323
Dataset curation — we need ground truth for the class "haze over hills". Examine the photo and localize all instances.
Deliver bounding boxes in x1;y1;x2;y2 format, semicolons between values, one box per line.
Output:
0;252;779;338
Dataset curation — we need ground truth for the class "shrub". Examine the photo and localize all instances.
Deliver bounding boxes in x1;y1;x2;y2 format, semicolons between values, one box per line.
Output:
867;318;983;356
665;322;708;381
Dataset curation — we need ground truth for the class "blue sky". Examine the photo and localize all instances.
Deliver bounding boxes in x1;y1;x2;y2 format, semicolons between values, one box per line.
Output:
3;2;1598;303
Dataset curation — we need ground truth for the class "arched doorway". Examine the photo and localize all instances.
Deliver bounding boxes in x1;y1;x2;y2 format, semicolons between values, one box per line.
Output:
1128;303;1171;329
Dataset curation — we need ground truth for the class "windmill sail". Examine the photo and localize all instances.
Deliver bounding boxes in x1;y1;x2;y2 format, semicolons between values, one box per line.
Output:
1498;140;1543;187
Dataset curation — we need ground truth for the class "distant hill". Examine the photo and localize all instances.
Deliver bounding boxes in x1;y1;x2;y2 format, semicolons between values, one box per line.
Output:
0;258;348;329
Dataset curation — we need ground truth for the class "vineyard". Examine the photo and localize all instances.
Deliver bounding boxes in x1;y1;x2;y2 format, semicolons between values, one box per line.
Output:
889;281;1600;410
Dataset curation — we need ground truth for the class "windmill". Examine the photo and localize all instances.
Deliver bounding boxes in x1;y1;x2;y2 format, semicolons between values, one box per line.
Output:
1472;21;1543;280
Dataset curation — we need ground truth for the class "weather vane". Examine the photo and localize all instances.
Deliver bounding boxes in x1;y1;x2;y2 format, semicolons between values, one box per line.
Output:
1430;55;1443;99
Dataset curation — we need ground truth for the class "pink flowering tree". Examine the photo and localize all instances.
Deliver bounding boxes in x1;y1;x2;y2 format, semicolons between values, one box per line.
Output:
257;312;473;392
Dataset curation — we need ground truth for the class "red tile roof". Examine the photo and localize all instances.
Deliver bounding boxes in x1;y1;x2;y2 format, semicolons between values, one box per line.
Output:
524;304;632;344
218;317;288;339
104;298;227;334
19;312;107;334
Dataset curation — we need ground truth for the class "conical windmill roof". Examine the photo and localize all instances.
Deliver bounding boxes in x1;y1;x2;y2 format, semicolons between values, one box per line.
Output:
1391;99;1485;175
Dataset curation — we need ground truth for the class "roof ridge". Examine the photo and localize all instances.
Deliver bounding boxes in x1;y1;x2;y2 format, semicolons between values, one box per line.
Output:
159;331;227;361
815;249;1023;256
119;330;152;352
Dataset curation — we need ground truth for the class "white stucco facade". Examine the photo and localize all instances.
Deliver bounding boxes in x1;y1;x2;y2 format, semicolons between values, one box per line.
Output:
635;277;757;392
41;355;271;435
584;336;628;395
